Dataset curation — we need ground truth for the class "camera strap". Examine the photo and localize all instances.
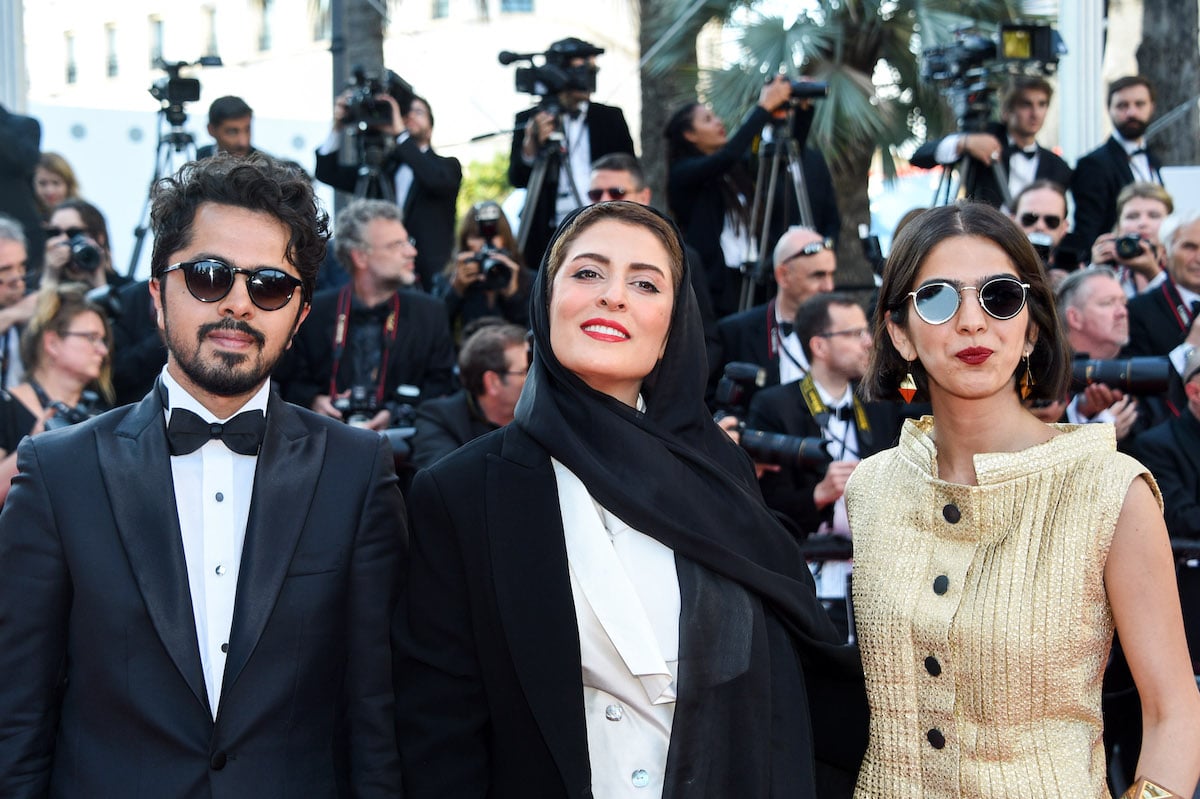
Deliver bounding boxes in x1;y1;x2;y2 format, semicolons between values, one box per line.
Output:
1159;278;1196;333
330;285;401;407
798;374;870;458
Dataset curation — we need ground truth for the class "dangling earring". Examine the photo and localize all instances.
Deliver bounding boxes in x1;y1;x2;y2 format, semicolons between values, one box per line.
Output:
899;363;917;403
1019;354;1035;399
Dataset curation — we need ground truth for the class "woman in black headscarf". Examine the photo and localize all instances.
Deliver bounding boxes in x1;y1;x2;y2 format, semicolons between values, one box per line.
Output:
396;201;865;798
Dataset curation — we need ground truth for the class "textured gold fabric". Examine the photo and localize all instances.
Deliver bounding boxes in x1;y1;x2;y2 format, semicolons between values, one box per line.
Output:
846;418;1161;799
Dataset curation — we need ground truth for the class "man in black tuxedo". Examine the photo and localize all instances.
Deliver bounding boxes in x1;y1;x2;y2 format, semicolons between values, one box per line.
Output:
411;321;528;469
0;155;405;796
0;103;45;272
316;93;461;291
1065;75;1163;257
508;37;635;269
712;225;836;394
910;76;1072;212
1131;349;1200;539
276;198;455;427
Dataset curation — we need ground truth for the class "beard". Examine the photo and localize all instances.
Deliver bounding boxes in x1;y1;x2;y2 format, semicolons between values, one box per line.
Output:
1116;117;1148;140
163;308;286;398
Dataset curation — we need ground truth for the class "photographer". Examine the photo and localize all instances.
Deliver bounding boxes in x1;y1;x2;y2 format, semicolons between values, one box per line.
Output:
1088;182;1172;297
507;37;635;269
315;88;461;291
39;199;130;292
275;199;454;430
0;285;111;505
434;201;533;341
1009;180;1072;286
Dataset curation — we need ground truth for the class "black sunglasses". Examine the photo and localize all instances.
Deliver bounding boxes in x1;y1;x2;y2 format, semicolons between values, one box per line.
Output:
44;226;88;239
908;276;1030;325
1018;212;1062;230
586;187;630;202
162;259;305;311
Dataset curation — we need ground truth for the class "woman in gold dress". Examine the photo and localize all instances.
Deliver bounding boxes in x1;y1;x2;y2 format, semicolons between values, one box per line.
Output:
845;202;1200;798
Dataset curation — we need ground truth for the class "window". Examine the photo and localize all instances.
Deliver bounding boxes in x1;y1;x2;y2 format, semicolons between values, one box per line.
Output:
258;0;273;51
149;17;164;66
65;32;77;84
203;7;219;57
500;0;533;10
432;0;449;19
105;24;119;77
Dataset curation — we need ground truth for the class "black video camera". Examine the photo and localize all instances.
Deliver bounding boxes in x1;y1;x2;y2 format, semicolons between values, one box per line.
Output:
1071;356;1171;396
713;362;833;470
149;56;221;125
500;38;603;115
343;67;415;133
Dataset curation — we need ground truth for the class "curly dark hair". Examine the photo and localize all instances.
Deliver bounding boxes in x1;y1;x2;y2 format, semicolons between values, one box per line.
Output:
149;153;328;300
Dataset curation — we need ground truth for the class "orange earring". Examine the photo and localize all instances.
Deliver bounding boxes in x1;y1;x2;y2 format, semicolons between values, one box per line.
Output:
899;364;917;403
1019;355;1035;399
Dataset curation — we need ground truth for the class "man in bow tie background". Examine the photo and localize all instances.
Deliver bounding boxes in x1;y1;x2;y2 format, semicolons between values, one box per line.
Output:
0;154;406;798
910;75;1073;214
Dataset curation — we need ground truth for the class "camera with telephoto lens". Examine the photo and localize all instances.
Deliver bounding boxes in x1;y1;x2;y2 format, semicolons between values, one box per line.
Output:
68;234;102;273
713;362;833;469
333;385;380;427
1115;234;1148;261
468;203;514;292
1070;356;1171;396
788;80;829;100
343;67;415;133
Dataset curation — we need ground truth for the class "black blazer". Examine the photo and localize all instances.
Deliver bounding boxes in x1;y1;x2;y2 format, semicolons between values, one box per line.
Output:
507;102;635;268
910;123;1073;209
1126;277;1197;358
1064;136;1163;257
315;141;462;291
0;389;405;798
747;381;902;536
410;389;496;469
276;286;456;410
0;104;45;271
110;279;167;406
1130;408;1200;539
713;301;783;393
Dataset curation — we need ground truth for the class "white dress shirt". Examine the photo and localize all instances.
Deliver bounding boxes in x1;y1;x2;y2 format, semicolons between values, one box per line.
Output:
811;380;857;600
554;102;592;225
162;367;267;716
553;457;679;797
1113;130;1157;184
776;305;810;385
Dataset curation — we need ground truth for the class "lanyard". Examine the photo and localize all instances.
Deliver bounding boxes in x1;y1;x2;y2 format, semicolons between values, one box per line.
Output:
329;285;401;407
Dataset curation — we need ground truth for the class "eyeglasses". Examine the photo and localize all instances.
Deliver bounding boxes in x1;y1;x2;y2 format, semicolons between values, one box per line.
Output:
783;238;834;261
817;326;871;340
61;331;108;347
586;187;630;202
44;226;87;239
161;259;305;311
907;277;1030;325
1018;212;1062;230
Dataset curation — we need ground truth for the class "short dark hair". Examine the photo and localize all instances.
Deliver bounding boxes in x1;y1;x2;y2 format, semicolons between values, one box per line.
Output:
408;95;434;127
590;153;645;188
149;154;328;301
1107;75;1155;106
863;202;1070;404
208;95;253;126
1011;180;1067;215
794;291;858;362
52;198;111;254
1001;75;1053;117
458;322;528;396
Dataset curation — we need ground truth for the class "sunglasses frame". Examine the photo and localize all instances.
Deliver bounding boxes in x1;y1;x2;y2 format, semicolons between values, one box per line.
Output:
161;259;306;312
783;238;835;262
44;226;88;239
907;276;1031;325
586;186;631;202
1018;212;1062;230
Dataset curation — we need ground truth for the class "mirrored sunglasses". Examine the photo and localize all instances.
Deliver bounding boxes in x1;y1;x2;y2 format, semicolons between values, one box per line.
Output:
586;186;630;202
161;259;305;312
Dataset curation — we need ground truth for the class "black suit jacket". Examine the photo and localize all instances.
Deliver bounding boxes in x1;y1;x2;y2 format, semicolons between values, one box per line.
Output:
1126;277;1196;358
0;389;405;798
1130;408;1200;539
909;122;1073;210
1065;136;1163;257
276;286;456;411
315;141;462;291
747;381;902;536
410;389;496;469
507;102;635;269
713;301;784;393
0;104;45;272
110;280;167;406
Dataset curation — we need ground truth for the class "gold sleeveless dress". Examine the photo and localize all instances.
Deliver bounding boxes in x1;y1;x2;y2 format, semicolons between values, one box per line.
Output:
845;419;1160;798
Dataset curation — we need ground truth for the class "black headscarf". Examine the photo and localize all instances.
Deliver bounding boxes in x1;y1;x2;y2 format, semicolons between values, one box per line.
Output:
515;202;865;796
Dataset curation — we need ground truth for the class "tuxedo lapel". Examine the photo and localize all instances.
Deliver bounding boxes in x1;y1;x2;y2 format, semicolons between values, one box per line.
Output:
1106;137;1136;184
221;393;324;695
486;429;591;792
104;389;210;716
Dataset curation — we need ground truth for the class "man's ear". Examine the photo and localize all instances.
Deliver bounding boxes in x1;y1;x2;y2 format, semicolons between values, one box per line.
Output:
149;278;165;330
481;370;502;396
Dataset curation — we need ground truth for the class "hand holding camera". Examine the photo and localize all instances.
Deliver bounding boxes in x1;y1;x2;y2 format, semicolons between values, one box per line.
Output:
1091;232;1161;279
43;228;105;286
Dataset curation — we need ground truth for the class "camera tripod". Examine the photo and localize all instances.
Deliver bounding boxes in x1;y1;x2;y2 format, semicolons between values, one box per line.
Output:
352;132;396;202
738;110;816;313
128;105;197;277
930;82;1013;209
516;123;580;258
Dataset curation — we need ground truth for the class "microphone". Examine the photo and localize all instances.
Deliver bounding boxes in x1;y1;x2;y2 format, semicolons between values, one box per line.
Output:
498;51;536;65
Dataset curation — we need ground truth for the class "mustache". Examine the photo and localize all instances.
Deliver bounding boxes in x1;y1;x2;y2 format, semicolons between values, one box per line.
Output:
197;318;266;347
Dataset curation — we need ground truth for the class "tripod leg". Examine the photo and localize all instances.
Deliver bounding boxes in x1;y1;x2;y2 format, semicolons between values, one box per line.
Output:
517;149;556;258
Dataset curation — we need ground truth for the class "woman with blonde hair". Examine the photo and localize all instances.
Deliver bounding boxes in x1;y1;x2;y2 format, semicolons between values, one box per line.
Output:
33;152;80;219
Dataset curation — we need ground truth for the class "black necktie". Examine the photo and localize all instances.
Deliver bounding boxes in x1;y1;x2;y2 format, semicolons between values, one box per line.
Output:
167;407;266;456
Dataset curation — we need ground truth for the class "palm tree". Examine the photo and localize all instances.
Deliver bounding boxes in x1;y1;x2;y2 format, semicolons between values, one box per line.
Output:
643;0;1019;284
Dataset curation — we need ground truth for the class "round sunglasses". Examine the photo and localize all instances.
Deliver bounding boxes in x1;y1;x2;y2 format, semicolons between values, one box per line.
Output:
162;259;305;311
907;276;1030;325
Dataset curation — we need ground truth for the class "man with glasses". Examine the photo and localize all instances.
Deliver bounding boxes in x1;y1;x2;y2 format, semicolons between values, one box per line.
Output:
0;155;405;796
712;225;837;393
746;292;900;639
0;215;32;389
277;198;455;431
1009;180;1073;280
411;321;528;469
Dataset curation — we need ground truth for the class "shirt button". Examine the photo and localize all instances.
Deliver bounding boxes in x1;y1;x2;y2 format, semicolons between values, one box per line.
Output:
925;656;942;676
927;728;946;749
215;564;227;576
942;503;961;523
933;575;949;595
631;769;650;788
215;492;224;502
220;642;228;653
604;704;623;721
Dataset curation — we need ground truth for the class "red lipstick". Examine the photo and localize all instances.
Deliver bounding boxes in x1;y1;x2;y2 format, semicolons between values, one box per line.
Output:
956;347;993;365
581;318;630;341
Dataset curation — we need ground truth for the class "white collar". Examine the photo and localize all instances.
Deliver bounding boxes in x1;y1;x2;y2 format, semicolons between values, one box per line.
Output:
160;366;270;423
1112;130;1146;154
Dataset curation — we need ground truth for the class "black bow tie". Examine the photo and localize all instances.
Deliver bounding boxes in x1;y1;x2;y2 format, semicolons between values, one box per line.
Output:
167;407;266;456
1011;147;1038;160
778;321;794;337
825;405;855;422
565;108;583;121
1129;147;1147;158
